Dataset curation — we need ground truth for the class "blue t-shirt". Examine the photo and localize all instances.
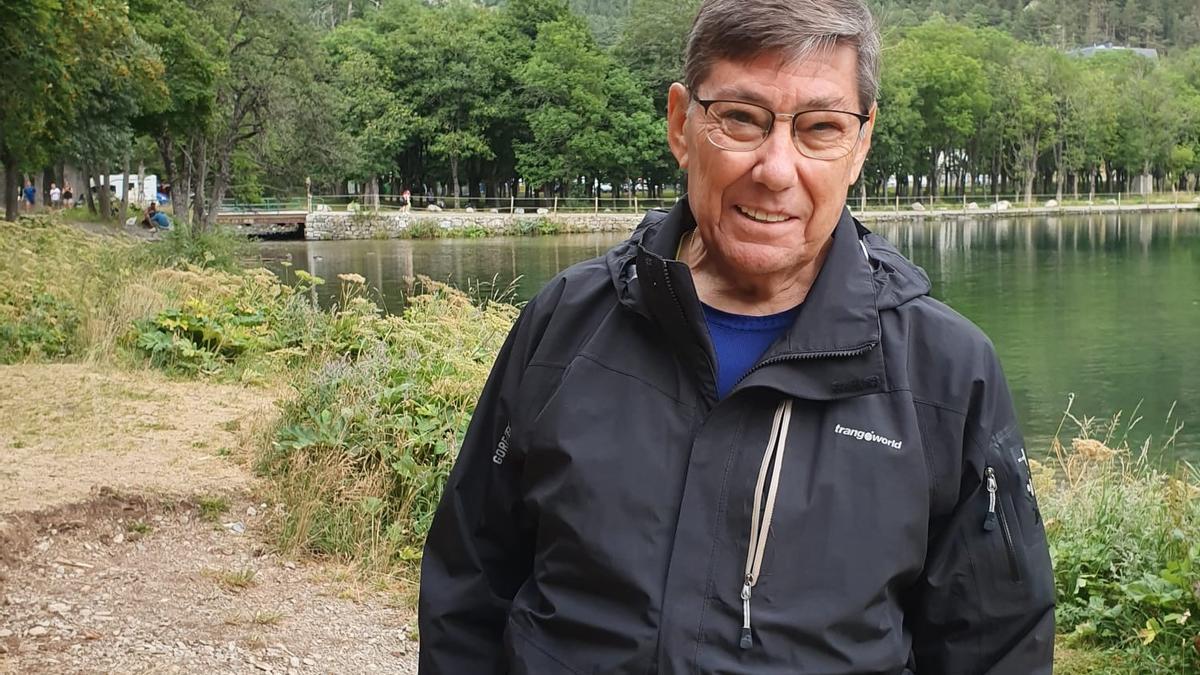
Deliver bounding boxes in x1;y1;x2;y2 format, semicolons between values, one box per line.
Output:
150;211;171;229
702;302;802;399
23;186;36;203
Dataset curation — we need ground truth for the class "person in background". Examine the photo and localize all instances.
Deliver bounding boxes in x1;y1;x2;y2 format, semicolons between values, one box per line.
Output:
22;180;36;213
49;183;62;211
144;202;171;230
63;183;74;208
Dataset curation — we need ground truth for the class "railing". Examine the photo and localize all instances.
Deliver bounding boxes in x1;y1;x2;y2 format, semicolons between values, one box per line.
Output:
847;191;1200;213
221;190;1199;216
303;194;681;214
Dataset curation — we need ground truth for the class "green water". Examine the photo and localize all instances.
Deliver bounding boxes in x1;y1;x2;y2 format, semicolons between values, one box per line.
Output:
257;211;1200;462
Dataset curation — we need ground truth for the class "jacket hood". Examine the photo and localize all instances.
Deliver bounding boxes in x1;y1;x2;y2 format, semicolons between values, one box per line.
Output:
607;197;931;318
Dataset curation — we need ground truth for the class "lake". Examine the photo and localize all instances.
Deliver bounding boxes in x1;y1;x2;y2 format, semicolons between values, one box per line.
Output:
257;211;1200;463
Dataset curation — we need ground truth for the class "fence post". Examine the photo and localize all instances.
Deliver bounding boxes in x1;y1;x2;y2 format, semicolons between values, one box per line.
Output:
305;176;312;213
510;191;515;214
553;195;558;213
594;189;599;214
1117;192;1121;208
634;193;638;213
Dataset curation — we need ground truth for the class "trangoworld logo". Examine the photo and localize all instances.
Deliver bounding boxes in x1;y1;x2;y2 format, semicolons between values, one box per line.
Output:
835;423;903;450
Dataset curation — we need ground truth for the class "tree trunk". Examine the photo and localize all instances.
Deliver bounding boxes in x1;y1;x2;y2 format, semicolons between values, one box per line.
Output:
2;150;17;222
192;136;209;229
1024;163;1036;207
137;160;146;210
99;172;112;221
206;133;241;229
84;166;96;215
177;144;192;224
155;134;175;209
450;155;460;210
42;167;53;207
119;150;131;226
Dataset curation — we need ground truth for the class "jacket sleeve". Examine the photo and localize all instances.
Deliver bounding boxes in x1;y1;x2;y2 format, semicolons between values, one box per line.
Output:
909;345;1056;675
418;292;556;674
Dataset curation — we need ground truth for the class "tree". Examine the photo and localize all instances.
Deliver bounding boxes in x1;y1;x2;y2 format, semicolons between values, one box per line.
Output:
325;22;415;207
612;0;700;114
515;17;657;200
888;21;993;198
129;0;219;219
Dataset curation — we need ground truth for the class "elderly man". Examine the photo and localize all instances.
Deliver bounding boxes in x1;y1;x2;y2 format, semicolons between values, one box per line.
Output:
419;0;1055;672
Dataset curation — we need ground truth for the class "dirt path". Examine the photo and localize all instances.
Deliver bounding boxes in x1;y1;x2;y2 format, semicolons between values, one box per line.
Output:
0;364;419;674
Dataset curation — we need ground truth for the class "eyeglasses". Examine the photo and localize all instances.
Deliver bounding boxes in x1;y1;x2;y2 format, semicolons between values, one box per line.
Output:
690;93;870;161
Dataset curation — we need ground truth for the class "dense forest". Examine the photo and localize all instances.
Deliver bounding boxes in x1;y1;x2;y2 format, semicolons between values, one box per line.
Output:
576;0;1200;50
3;0;1200;222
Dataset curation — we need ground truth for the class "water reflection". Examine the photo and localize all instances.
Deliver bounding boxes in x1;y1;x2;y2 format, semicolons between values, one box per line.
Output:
258;211;1200;461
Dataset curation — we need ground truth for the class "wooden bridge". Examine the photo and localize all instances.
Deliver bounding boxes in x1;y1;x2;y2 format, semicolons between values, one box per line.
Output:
214;208;307;237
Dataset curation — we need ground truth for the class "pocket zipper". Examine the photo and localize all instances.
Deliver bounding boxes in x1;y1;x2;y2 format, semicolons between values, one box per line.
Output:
983;466;1022;582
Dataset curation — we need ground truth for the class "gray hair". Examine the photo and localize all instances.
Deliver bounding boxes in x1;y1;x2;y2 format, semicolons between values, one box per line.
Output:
683;0;881;113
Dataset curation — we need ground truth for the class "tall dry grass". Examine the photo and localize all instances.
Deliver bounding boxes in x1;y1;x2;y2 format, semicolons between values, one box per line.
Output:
1043;395;1200;672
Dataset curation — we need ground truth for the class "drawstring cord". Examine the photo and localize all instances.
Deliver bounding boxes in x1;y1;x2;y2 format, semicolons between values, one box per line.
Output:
740;399;793;649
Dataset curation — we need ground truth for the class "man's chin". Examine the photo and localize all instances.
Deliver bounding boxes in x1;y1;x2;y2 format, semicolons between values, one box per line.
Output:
713;241;814;279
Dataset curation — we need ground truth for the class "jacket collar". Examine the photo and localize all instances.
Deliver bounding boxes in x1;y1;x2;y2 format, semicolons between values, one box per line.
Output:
611;198;890;401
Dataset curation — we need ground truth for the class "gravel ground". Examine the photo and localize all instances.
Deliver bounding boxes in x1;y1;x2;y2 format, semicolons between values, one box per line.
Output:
0;493;419;674
0;364;419;674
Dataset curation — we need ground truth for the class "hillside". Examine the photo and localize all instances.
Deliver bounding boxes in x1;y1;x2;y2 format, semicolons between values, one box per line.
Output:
559;0;1200;51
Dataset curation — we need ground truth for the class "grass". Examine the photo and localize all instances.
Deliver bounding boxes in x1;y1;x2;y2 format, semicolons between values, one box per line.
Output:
197;495;231;522
205;567;258;591
257;278;516;571
0;215;259;367
1039;396;1200;672
126;520;153;535
224;609;285;626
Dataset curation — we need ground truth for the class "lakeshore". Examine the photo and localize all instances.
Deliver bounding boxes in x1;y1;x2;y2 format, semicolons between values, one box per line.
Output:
295;197;1200;240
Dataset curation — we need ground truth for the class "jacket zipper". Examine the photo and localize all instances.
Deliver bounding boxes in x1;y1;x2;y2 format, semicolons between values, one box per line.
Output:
734;342;879;390
659;261;720;403
983;466;1022;582
739;399;793;650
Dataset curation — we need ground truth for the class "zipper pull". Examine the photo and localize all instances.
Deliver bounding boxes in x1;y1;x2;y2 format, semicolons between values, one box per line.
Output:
739;579;753;650
983;467;998;532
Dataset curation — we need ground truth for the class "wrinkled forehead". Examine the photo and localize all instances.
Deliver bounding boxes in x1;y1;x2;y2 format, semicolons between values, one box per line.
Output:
694;47;862;111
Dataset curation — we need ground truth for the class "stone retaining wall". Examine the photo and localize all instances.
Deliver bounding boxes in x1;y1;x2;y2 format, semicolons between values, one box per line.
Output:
305;211;644;240
304;201;1200;240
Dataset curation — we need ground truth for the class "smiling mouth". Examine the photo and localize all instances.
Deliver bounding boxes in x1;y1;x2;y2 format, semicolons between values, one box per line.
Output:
735;205;791;223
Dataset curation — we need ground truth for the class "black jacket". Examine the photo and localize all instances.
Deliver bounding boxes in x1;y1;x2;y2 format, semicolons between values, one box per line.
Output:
419;200;1055;674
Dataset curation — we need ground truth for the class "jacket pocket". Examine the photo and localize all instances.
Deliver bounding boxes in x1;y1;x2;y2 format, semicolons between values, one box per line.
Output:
504;618;584;675
982;465;1023;583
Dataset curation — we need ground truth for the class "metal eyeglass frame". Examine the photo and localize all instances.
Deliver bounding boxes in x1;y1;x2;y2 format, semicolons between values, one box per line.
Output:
690;93;871;161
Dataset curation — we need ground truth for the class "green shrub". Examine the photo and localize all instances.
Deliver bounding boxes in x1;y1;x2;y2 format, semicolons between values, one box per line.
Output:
1042;398;1200;672
401;219;445;239
0;290;81;362
129;268;385;378
148;220;249;271
0;215;142;361
461;224;489;238
258;279;517;568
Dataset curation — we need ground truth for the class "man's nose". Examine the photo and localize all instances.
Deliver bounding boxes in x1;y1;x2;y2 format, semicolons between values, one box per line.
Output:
750;121;802;192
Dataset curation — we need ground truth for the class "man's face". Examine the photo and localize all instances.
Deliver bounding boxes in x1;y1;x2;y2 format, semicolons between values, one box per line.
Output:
667;47;874;279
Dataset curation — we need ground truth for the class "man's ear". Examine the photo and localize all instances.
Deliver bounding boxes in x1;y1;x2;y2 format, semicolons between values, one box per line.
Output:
847;102;877;185
666;82;692;171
